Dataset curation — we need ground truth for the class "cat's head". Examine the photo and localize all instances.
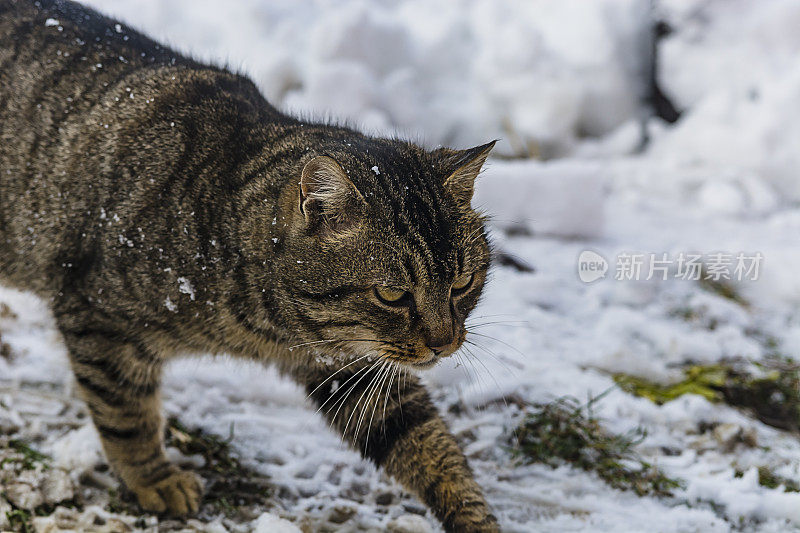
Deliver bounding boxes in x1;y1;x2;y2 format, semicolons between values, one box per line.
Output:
272;138;495;368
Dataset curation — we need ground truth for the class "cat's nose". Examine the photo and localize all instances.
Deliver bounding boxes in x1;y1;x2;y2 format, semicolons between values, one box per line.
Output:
426;337;455;356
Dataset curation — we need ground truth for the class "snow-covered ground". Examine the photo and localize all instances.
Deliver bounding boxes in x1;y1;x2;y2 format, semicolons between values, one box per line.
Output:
3;0;800;531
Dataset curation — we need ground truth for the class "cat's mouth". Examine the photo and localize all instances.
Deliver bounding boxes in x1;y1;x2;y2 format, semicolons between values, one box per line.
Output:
381;351;438;369
410;357;438;369
380;338;465;369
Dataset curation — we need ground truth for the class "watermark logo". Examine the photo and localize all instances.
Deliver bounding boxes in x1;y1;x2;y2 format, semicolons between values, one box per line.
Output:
578;251;763;283
577;250;609;283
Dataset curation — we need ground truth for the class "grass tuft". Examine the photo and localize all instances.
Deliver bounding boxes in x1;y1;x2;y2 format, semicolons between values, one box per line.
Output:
3;439;51;470
5;508;32;533
165;419;273;517
168;420;241;478
511;394;682;497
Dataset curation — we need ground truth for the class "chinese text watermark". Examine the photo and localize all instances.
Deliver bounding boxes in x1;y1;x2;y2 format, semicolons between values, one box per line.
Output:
577;251;763;283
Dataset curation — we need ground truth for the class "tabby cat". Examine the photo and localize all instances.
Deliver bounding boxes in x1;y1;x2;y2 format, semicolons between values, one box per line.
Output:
0;1;499;530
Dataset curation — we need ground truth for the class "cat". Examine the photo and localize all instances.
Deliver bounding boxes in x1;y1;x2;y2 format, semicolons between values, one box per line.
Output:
0;0;499;530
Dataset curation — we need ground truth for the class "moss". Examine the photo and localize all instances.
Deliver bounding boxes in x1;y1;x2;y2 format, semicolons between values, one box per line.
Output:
614;365;727;404
511;395;682;497
615;359;800;432
734;466;800;492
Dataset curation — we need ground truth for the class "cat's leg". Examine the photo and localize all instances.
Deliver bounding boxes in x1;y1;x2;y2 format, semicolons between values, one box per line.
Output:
57;317;203;515
295;363;499;533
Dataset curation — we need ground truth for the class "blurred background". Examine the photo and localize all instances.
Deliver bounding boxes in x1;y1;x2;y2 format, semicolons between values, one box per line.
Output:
2;1;800;531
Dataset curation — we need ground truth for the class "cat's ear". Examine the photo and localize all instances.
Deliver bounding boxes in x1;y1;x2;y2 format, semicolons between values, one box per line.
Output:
299;155;365;233
443;140;496;207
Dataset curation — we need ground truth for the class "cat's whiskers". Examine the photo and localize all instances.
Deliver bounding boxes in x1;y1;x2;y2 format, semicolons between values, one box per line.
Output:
288;336;388;351
305;352;374;401
463;330;524;371
463;338;516;376
326;357;384;430
317;361;373;416
465;330;525;357
360;360;396;449
452;351;473;382
344;359;388;441
380;363;399;437
467;313;520;321
465;320;531;329
352;361;386;443
461;343;506;404
371;360;399;446
310;340;414;430
455;351;476;383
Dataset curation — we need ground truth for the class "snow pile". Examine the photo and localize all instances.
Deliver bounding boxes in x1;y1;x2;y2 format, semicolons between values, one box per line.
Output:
657;0;800;113
83;0;651;157
651;0;800;202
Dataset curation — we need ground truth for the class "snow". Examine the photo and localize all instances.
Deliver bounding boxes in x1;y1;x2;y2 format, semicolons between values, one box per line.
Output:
654;0;800;202
2;0;800;531
177;276;196;300
251;512;302;533
473;159;606;239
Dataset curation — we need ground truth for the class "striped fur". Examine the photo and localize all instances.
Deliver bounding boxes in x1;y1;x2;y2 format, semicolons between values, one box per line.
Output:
0;1;498;530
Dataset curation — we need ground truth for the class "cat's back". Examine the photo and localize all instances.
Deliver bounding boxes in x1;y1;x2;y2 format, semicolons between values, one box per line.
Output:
0;0;199;191
0;0;194;72
0;0;192;287
0;0;275;294
0;0;198;142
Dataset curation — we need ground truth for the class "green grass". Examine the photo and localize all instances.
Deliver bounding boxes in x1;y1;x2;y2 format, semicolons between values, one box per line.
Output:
614;358;800;432
511;394;682;497
5;508;32;533
614;365;727;405
1;440;51;470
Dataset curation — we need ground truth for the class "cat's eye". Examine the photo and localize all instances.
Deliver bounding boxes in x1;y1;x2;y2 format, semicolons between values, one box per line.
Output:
451;273;474;295
374;286;410;306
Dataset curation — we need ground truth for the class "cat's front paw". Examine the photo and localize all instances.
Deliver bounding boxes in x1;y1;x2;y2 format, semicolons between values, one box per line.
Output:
445;509;500;533
132;468;204;516
448;516;500;533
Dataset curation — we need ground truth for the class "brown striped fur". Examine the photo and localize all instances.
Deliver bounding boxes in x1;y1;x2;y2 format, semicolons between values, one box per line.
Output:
0;1;498;530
